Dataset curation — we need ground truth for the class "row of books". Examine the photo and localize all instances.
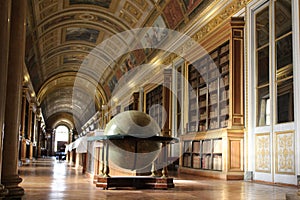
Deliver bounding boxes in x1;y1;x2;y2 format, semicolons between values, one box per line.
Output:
185;139;222;153
183;154;223;170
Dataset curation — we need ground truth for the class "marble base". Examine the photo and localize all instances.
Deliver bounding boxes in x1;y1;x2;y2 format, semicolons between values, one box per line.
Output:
96;176;174;190
1;175;24;198
0;184;8;199
244;171;253;181
3;186;24;199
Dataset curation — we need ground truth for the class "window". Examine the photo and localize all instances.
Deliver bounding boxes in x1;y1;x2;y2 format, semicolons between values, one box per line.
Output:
255;0;294;126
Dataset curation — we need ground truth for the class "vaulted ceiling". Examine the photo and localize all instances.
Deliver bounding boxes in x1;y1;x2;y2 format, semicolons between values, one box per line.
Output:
25;0;216;131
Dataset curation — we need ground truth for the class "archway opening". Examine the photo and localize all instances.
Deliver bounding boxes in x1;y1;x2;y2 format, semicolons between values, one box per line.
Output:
54;125;69;153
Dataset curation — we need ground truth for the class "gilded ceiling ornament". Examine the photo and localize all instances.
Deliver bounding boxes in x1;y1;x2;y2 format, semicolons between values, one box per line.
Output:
162;0;251;65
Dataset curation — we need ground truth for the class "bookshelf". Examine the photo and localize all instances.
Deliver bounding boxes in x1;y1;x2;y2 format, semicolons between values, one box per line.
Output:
124;92;139;111
181;138;222;171
182;141;192;168
187;41;230;132
180;17;245;180
145;85;163;129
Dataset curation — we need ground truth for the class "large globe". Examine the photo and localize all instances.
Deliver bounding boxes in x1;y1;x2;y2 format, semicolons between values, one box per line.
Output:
104;110;162;170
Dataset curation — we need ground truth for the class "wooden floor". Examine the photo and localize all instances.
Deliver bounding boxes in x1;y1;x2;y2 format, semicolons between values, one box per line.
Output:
19;158;297;200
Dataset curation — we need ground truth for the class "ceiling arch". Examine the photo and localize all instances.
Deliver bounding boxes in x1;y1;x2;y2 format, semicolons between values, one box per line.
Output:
46;112;76;130
26;0;216;132
37;72;106;103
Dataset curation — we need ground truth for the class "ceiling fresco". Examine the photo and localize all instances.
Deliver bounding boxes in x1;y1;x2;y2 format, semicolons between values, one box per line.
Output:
25;0;215;130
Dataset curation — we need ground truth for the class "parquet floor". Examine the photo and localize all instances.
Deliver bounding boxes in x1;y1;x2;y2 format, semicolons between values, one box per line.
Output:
19;158;298;200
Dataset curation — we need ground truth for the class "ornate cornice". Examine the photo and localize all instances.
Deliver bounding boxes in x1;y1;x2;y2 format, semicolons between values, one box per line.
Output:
163;0;252;65
192;0;250;43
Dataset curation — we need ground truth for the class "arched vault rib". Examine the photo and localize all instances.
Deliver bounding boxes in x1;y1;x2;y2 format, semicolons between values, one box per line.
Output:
41;89;96;130
37;8;130;37
46;112;77;131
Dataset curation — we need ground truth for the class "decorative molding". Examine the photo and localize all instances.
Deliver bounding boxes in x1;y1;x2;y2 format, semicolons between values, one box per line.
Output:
119;11;137;27
192;0;250;43
132;0;149;11
123;1;142;20
275;131;295;175
162;0;251;66
255;133;271;173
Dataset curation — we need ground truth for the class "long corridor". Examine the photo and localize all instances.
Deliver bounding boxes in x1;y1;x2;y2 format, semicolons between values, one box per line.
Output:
19;158;297;200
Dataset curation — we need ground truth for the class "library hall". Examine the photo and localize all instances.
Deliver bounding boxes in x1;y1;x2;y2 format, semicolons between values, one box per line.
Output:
0;0;299;199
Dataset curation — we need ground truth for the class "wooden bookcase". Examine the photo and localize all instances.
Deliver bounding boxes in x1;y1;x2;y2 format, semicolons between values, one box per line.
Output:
180;17;245;180
144;68;172;137
124;92;139;111
187;41;230;132
145;85;163;129
182;138;222;170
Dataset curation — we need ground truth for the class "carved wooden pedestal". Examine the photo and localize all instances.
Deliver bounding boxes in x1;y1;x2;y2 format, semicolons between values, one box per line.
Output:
88;135;178;190
96;176;174;190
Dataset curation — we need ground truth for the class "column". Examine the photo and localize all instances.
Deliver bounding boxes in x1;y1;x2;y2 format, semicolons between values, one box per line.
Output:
20;88;28;162
2;0;26;198
0;0;11;198
138;87;144;112
32;110;37;159
132;92;139;111
27;103;33;160
40;125;45;157
162;69;172;137
35;116;41;159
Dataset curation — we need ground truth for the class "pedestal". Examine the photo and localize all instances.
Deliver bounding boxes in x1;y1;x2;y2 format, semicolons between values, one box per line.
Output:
89;135;178;190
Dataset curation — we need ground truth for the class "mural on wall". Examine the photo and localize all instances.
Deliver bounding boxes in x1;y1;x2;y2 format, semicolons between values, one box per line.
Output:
141;15;168;55
183;0;203;13
108;75;118;92
100;53;136;96
115;68;123;80
120;53;137;74
106;53;137;96
104;84;111;97
132;46;146;65
66;27;99;43
163;0;184;29
69;0;112;8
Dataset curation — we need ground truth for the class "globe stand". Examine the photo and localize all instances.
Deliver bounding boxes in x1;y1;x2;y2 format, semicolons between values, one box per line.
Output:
89;135;178;190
